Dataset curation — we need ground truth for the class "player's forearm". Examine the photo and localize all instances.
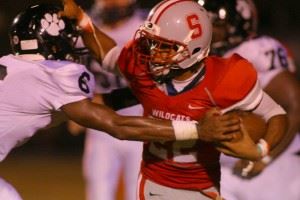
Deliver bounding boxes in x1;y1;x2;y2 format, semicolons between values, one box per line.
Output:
263;114;288;151
63;100;181;141
63;100;244;142
105;116;176;141
61;0;116;62
263;70;300;162
267;107;300;161
81;22;117;62
84;109;199;141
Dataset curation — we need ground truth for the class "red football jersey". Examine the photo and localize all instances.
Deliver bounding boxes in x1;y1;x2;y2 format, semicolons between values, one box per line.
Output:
118;42;258;190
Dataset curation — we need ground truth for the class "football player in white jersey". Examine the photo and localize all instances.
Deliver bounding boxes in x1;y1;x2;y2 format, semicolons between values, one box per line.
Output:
0;3;250;200
68;0;145;199
203;0;300;199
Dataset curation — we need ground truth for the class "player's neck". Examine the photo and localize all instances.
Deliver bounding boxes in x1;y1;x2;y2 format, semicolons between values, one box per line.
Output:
173;62;204;81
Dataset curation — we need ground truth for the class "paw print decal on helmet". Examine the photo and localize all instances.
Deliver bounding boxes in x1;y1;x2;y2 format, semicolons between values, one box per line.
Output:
40;13;65;36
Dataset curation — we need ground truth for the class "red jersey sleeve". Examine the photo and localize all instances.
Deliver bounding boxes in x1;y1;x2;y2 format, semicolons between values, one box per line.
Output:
213;54;258;108
117;40;134;80
117;40;156;89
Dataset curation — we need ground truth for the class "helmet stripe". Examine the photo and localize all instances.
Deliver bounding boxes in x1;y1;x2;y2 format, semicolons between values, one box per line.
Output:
147;0;167;21
149;0;191;23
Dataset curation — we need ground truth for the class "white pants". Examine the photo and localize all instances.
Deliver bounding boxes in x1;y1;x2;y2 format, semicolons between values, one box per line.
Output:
0;178;22;200
83;104;143;200
220;134;300;200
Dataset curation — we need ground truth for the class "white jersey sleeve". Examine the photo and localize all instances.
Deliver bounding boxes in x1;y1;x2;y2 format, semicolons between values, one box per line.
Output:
221;80;285;121
88;13;144;93
0;55;95;161
224;36;290;88
221;80;263;114
40;60;95;110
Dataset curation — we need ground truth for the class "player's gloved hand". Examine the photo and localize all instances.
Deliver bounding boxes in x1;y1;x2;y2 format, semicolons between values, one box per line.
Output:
214;122;262;161
197;107;241;142
60;0;83;21
233;159;267;179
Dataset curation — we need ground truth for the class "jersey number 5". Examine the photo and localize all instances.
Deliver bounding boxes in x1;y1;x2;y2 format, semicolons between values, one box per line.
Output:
186;14;202;39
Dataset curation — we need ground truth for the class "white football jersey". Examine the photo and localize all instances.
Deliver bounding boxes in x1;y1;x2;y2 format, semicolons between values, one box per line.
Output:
224;36;291;88
0;55;95;161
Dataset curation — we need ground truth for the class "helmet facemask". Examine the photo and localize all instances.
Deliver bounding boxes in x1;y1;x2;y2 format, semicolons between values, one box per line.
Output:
134;29;193;83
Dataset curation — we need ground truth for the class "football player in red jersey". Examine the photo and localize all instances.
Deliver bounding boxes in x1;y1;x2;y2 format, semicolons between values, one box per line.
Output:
203;0;300;199
61;0;288;199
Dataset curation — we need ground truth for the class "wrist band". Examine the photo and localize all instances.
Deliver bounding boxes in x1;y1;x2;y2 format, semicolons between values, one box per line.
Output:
172;121;199;140
241;161;254;177
257;139;269;157
261;155;272;164
78;12;93;33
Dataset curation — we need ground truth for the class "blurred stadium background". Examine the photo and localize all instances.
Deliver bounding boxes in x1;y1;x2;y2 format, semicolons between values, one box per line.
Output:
0;0;299;200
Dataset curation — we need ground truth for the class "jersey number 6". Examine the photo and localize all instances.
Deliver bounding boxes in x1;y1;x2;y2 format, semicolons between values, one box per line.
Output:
78;72;91;94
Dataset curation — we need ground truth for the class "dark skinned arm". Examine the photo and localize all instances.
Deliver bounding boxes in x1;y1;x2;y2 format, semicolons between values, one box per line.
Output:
60;0;116;62
62;98;174;141
234;70;300;178
62;98;243;142
263;70;300;159
63;96;268;160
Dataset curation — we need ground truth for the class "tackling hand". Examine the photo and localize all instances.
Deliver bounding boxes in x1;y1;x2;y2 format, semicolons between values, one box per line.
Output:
60;0;83;21
197;108;241;142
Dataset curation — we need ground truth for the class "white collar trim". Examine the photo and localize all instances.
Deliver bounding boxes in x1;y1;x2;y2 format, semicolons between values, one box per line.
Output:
17;54;45;61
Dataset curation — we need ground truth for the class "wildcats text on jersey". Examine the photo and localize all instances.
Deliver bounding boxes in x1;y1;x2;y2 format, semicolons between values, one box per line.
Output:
151;109;191;121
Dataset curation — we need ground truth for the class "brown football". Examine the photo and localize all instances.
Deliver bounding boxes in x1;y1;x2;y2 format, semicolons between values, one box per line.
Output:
228;110;267;142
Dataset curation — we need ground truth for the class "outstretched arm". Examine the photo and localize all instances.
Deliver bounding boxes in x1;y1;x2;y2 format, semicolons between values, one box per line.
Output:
62;99;242;142
60;0;116;62
62;99;175;141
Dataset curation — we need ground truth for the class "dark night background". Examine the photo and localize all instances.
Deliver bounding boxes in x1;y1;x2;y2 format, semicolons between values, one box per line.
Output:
0;1;299;199
0;0;299;59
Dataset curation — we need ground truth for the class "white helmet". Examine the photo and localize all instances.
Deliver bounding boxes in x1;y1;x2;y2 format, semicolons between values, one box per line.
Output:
134;0;212;83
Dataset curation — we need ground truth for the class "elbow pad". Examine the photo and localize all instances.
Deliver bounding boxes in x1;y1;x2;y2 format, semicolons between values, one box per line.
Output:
102;46;122;74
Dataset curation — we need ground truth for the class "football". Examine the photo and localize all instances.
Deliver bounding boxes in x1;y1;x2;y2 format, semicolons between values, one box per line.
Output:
228;110;267;142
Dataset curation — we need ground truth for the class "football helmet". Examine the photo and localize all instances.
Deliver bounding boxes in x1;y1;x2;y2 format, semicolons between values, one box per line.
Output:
202;0;257;55
133;0;212;83
9;4;87;61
